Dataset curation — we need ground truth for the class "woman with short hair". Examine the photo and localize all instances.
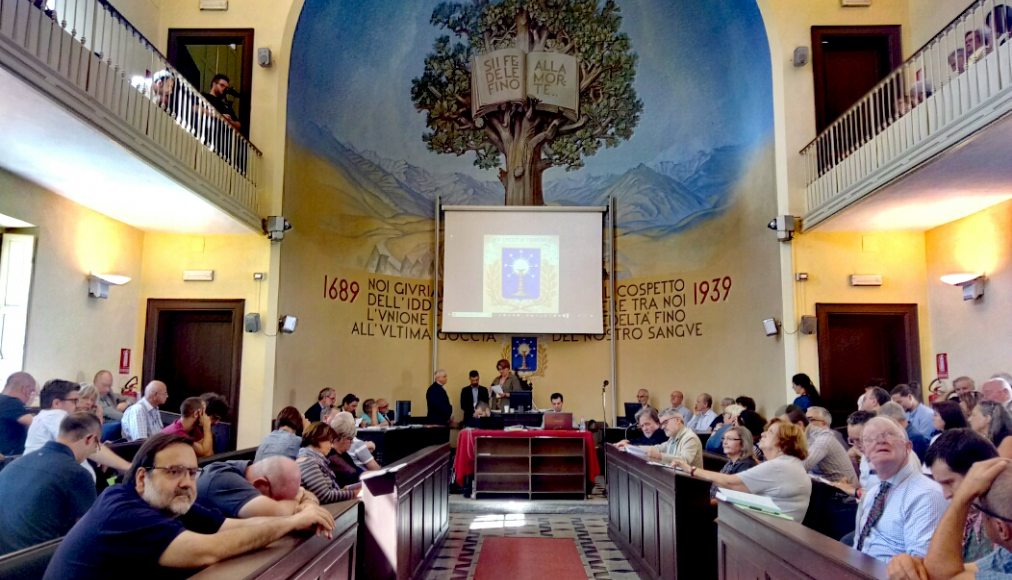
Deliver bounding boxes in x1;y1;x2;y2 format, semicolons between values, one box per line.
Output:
671;419;812;522
297;422;359;503
254;406;307;462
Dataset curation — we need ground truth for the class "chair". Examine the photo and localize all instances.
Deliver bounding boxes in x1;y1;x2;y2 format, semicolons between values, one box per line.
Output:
0;538;61;578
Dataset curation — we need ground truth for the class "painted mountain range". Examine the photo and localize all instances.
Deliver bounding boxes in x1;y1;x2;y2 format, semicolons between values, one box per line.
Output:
297;121;749;236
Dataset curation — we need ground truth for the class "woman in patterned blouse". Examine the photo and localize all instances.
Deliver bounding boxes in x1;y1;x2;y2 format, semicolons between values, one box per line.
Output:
296;422;360;503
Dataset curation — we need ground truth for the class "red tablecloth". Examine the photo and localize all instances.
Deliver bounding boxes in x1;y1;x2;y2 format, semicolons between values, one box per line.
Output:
454;429;600;485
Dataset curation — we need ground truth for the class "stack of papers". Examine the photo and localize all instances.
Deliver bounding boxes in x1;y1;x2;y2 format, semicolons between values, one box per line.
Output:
715;488;791;520
623;446;648;458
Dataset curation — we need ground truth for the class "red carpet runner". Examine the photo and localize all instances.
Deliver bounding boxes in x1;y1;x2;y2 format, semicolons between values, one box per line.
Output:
473;537;588;580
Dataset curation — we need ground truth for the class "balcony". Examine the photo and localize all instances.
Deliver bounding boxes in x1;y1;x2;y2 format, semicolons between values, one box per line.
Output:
0;0;262;232
801;0;1012;231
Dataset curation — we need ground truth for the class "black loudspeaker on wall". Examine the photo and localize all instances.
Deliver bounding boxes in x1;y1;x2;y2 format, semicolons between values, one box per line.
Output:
244;313;261;333
800;315;817;335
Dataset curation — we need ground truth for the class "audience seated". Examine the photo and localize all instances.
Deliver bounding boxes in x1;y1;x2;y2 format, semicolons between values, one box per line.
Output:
879;401;931;462
923;429;999;562
339;394;360;417
305;388;336;423
672;418;812;522
862;387;891;413
891;384;936;439
736;409;767;460
618;407;702;467
25;379;129;480
254;406;306;463
43;433;334;578
359;398;389;427
705;403;744;453
375;398;394;422
932;400;968;444
686;392;718;434
887;457;1012;580
852;417;947;561
121;381;169;441
0;372;36;455
706;425;757;500
196;453;313;518
981;377;1012;413
803;406;858;486
969;400;1012;458
199;393;231;454
94;370;129;423
623;406;668;446
297;421;360;502
76;385;103;424
161;397;214;458
0;412;100;555
666;390;693;422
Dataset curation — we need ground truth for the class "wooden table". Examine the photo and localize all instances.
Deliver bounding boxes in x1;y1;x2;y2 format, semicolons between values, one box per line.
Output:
454;429;600;486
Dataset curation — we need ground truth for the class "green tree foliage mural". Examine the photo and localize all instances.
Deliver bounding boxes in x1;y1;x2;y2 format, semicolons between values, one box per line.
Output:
411;0;643;206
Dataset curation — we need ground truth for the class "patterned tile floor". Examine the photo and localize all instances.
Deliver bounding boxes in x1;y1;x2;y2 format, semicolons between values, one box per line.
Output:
419;511;641;580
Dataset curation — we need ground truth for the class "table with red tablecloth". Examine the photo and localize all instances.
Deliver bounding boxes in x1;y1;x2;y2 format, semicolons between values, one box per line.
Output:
453;429;600;486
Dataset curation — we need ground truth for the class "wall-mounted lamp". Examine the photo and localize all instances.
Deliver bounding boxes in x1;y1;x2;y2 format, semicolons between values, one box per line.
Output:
88;272;131;299
279;315;298;334
762;318;780;337
940;273;985;301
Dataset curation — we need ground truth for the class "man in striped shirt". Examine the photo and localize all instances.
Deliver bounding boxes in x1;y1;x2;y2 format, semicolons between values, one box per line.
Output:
121;381;169;441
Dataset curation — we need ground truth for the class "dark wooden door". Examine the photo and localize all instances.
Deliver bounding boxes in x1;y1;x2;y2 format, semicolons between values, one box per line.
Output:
812;26;902;132
143;299;244;443
816;303;920;426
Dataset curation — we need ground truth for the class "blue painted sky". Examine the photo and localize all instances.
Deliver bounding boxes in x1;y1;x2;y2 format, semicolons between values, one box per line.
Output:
288;0;773;179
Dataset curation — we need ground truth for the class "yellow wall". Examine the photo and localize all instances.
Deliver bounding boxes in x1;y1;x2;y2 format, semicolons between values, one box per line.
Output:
908;0;974;51
0;170;144;387
138;233;271;447
792;230;934;388
109;0;163;47
925;199;1012;381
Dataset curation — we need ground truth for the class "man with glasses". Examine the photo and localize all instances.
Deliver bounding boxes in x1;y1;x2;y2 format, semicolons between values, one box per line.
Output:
621;407;702;468
0;371;36;455
121;380;169;441
25;379;131;479
803;406;858;486
196;454;318;518
887;458;1012;579
305;387;336;422
852;417;947;561
44;433;335;578
0;412;101;554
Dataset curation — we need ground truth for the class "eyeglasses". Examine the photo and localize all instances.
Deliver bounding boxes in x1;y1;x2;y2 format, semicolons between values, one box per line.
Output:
150;466;202;479
973;501;1012;524
847;437;864;447
723;437;742;442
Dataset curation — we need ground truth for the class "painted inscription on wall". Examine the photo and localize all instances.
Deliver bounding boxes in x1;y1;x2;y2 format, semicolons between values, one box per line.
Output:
328;274;733;342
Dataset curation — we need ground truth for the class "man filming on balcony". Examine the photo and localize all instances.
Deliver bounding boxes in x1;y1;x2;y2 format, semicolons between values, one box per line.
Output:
202;74;241;132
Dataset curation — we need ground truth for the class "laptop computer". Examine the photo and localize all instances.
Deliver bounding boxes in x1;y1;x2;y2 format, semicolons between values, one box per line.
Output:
543;412;574;430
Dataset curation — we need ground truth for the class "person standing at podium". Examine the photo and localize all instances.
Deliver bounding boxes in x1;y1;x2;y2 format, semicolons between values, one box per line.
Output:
490;359;524;411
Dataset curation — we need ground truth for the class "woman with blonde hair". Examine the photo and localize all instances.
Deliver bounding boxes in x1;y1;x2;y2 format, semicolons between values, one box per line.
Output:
671;419;812;521
77;384;104;424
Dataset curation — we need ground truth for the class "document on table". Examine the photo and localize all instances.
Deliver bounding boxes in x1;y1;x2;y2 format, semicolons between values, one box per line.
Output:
715;488;791;520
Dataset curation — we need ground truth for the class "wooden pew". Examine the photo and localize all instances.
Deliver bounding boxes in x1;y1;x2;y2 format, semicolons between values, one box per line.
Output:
359;443;451;580
605;444;717;580
0;538;61;578
190;499;359;579
716;501;886;579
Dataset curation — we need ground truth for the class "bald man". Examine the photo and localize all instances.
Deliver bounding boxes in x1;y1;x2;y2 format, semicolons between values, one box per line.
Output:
121;381;169;441
0;372;36;455
196;455;317;518
981;377;1012;414
94;370;129;422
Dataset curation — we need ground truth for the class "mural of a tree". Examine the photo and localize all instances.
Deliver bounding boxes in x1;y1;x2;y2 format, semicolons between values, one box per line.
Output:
411;0;642;206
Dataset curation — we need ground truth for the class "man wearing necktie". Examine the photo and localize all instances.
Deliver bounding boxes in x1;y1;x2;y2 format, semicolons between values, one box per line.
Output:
853;417;947;561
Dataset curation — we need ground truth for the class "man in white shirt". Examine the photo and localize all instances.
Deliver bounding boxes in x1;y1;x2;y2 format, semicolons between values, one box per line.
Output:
25;379;130;477
121;380;169;441
686;392;718;434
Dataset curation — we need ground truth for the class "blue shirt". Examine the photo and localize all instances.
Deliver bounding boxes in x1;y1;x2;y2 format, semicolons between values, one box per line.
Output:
854;455;947;561
905;403;935;439
253;429;301;462
0;393;28;455
0;441;95;554
195;460;261;518
973;546;1012;579
44;484;225;579
792;394;812;410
